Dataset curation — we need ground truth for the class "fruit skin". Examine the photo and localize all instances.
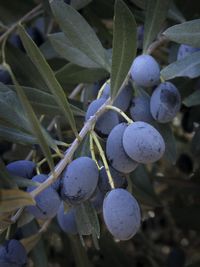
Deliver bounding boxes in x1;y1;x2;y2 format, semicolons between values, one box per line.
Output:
106;123;138;173
27;174;61;220
98;166;128;195
123;121;165;164
130;95;153;122
0;67;11;84
57;202;77;234
0;239;27;267
150;82;181;123
85;98;119;136
103;188;141;240
6;160;36;179
90;186;104;213
130;55;160;87
62;157;99;205
101;82;132;111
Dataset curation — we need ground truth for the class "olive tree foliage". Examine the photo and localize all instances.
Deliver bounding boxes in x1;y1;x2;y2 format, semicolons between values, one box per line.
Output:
0;0;200;266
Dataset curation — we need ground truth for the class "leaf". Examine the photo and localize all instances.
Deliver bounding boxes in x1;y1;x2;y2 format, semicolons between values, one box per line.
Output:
49;33;101;68
0;124;36;145
155;123;177;164
56;63;108;84
75;203;92;236
7;67;55;171
161;50;200;79
6;44;49;92
17;85;85;117
143;0;170;53
168;2;186;23
50;0;110;71
21;233;41;253
71;0;92;10
18;24;78;137
83;200;100;238
31;238;48;267
17;210;34;228
110;0;137;98
130;165;161;207
0;82;31;132
0;189;35;212
163;19;200;47
183;90;200;107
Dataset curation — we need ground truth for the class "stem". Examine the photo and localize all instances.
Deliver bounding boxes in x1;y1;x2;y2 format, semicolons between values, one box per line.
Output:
89;134;100;169
0;4;42;44
106;105;133;124
12;73;130;223
91;131;114;189
30;97;113;198
97;79;110;99
146;35;169;55
69;83;84;99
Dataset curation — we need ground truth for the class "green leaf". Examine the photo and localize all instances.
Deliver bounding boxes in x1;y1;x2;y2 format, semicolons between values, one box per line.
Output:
56;63;108;84
143;0;170;53
163;19;200;47
75;203;92;236
155;123;177;164
6;45;49;92
161;50;200;79
75;201;100;239
7;67;55;171
110;0;137;98
21;233;41;253
17;85;85;117
0;189;35;212
50;0;110;71
0;82;31;132
183;90;200;107
71;0;92;10
0;124;36;145
49;32;101;68
18;24;78;137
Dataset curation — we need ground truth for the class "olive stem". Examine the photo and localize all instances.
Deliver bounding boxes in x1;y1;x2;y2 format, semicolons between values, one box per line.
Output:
97;79;110;99
91;131;114;189
89;134;100;169
106;105;133;124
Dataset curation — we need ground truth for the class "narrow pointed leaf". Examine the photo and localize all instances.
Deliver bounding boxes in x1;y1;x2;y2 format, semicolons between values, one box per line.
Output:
143;0;171;53
49;33;101;68
56;63;108;84
0;125;36;145
18;24;78;137
0;189;35;212
7;67;55;171
50;0;110;71
183;90;200;107
161;50;200;79
0;82;31;132
111;0;137;98
163;19;200;47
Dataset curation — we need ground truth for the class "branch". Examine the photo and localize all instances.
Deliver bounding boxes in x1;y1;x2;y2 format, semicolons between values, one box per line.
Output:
146;35;169;55
30;73;130;197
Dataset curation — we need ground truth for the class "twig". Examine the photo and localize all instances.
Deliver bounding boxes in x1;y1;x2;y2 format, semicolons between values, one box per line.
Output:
69;83;84;99
0;4;42;43
146;35;169;55
30;97;113;197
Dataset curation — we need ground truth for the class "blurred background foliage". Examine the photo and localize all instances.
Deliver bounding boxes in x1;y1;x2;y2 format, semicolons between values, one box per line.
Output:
0;0;200;266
